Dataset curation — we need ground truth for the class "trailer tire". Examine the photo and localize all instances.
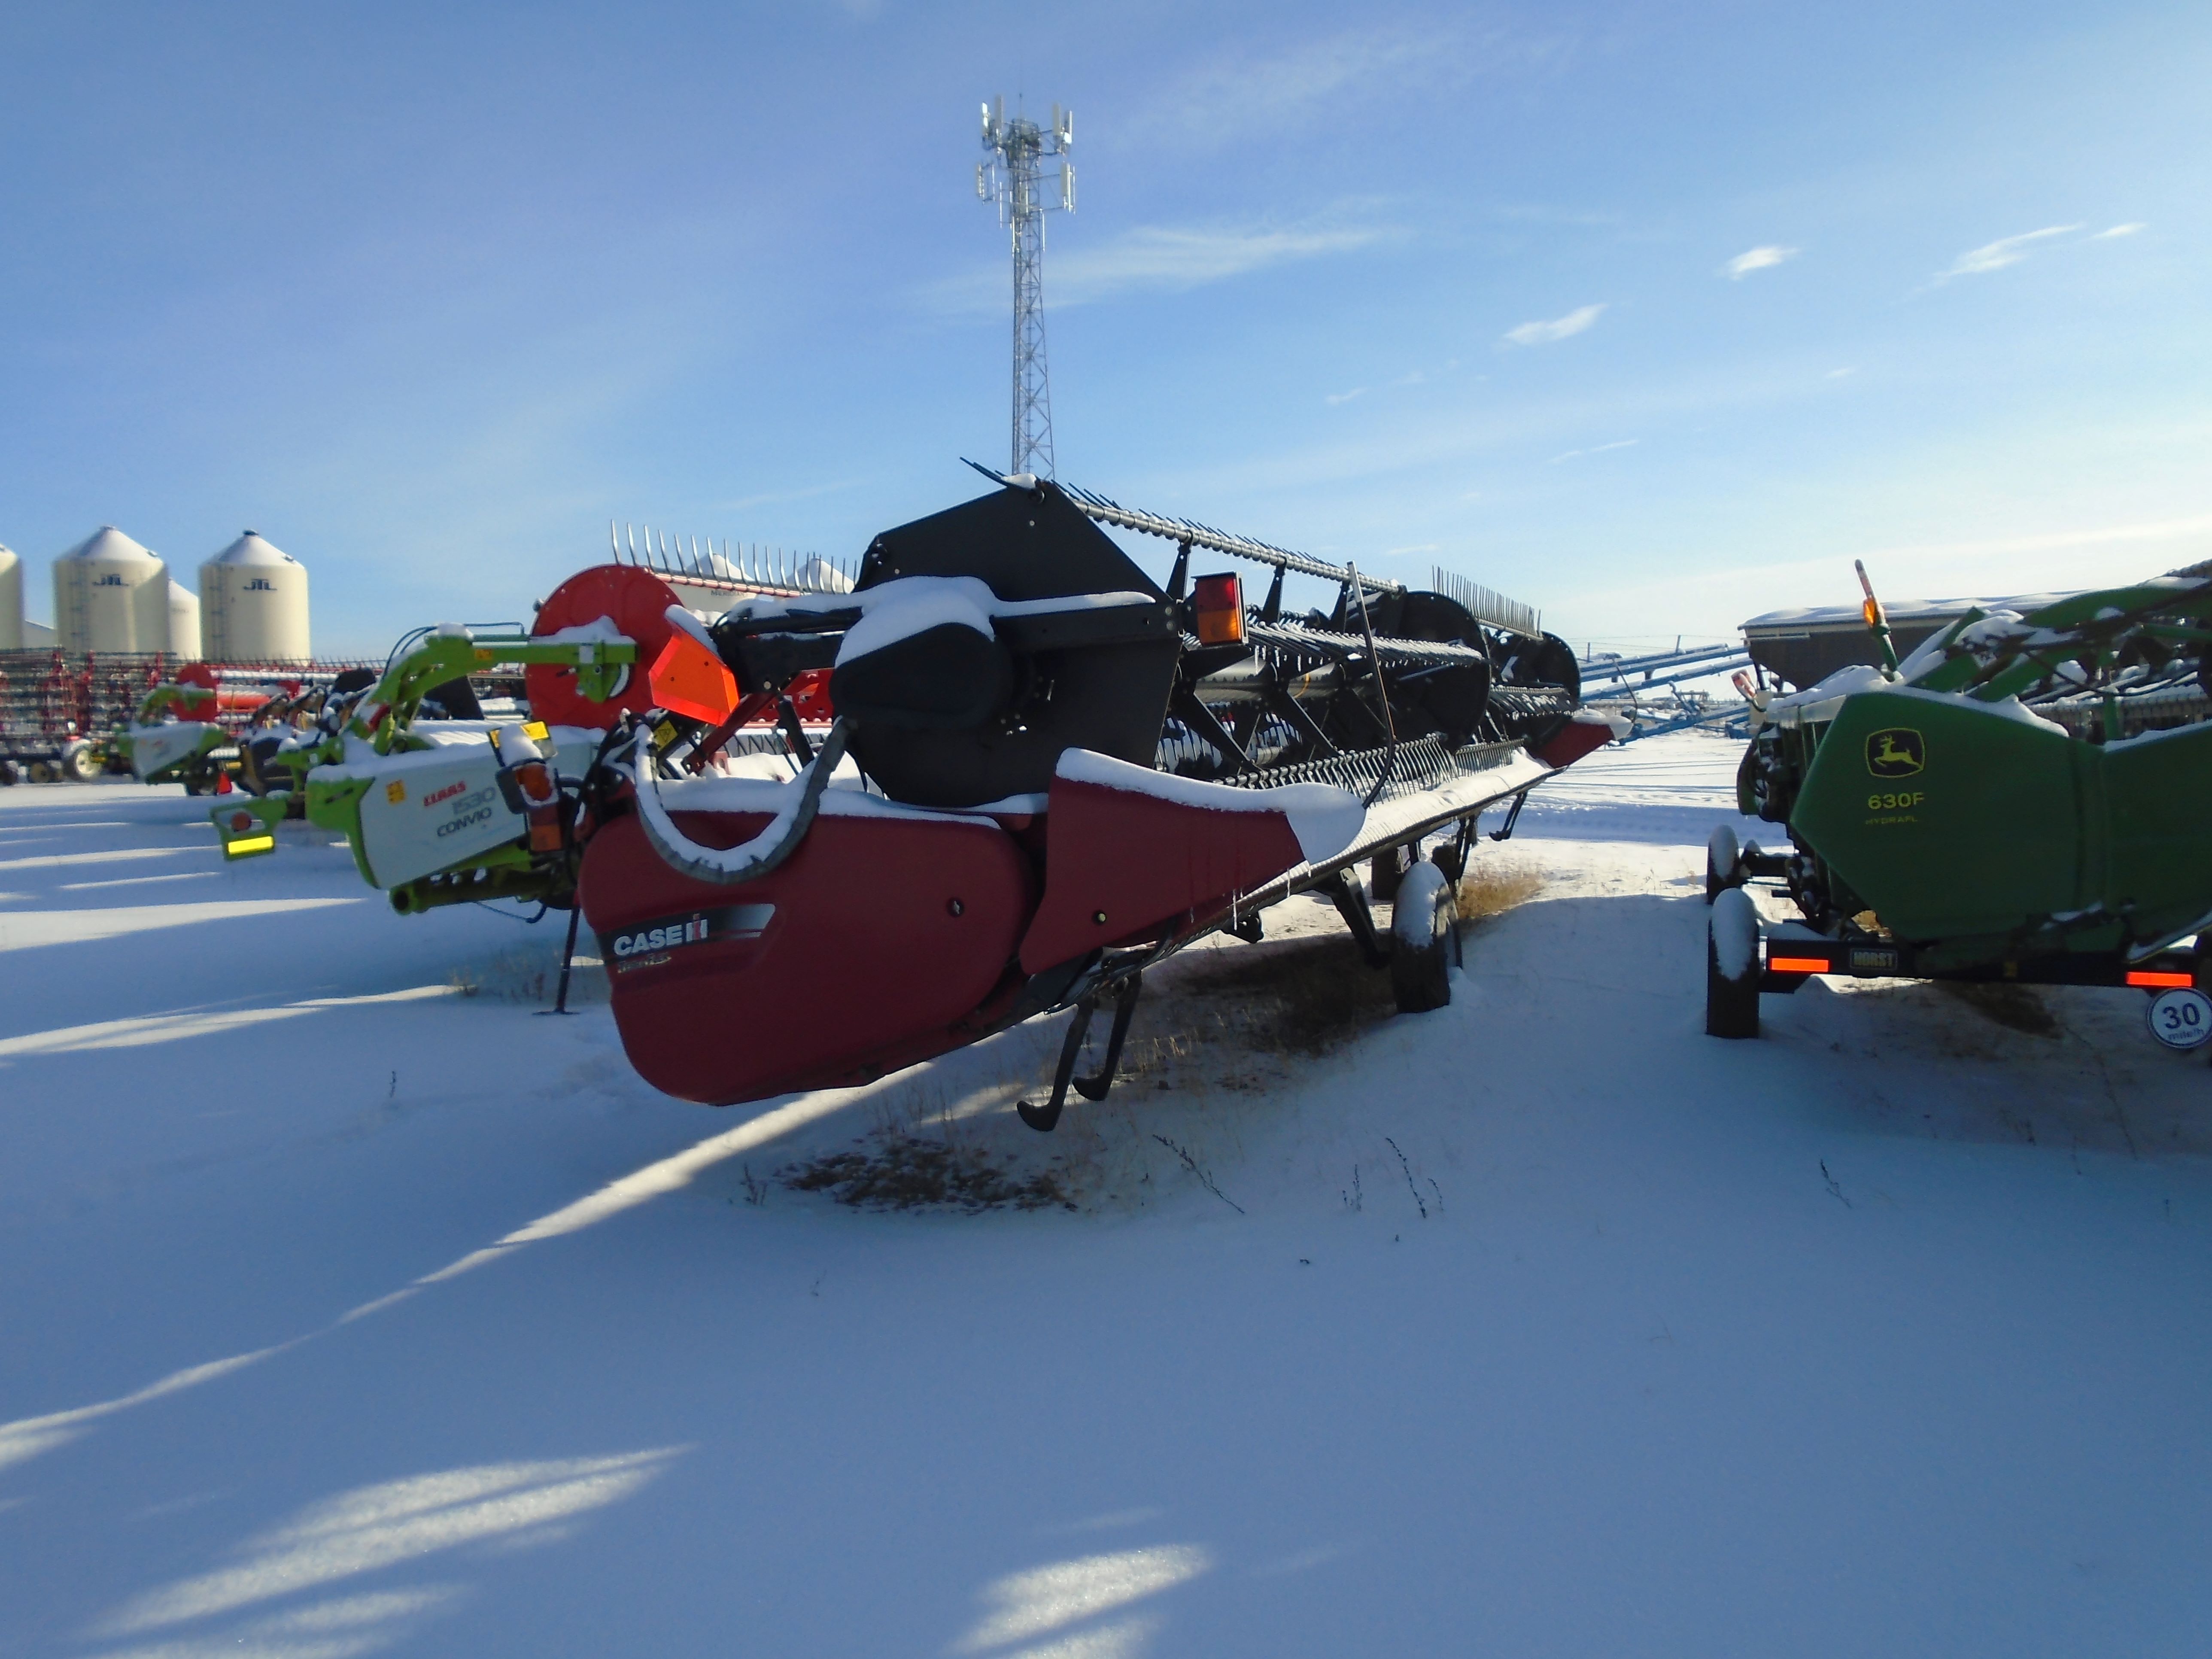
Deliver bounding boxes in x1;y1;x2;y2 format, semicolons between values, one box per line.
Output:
60;742;97;784
1706;886;1761;1038
0;759;18;787
27;759;55;784
1391;860;1461;1014
1705;824;1740;903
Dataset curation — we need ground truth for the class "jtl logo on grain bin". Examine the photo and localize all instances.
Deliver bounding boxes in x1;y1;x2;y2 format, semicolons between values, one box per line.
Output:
1865;728;1925;778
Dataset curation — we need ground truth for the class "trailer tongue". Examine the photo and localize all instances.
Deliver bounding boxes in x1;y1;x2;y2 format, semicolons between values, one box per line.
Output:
578;475;1607;1121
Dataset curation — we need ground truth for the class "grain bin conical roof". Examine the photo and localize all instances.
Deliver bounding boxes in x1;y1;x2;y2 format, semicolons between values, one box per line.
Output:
60;526;160;565
207;530;298;568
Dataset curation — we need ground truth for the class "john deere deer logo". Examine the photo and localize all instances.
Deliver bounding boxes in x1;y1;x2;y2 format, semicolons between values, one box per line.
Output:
1866;727;1925;778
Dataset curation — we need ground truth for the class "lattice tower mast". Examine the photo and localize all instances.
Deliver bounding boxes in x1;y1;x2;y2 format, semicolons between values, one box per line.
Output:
977;98;1073;479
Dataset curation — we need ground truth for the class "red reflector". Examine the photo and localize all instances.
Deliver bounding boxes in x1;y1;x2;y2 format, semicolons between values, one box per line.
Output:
1192;572;1245;646
1768;955;1829;973
2126;970;2194;988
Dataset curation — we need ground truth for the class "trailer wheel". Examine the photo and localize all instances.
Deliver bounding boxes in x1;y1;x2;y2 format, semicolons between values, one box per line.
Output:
1705;824;1740;903
1706;886;1760;1038
1391;860;1461;1014
60;742;97;784
27;759;55;784
0;759;18;787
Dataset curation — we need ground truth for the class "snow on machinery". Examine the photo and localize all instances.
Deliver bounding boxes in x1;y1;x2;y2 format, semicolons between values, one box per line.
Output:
204;549;844;903
574;471;1608;1125
205;473;1609;1124
114;665;370;795
1705;561;2212;1051
209;623;642;909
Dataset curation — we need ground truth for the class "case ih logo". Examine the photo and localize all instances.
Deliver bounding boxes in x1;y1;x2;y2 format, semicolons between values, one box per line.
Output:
1865;727;1925;778
602;904;774;964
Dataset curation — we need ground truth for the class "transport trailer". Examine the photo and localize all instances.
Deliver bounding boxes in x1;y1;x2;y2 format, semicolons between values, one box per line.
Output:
574;472;1612;1127
1705;562;2212;1055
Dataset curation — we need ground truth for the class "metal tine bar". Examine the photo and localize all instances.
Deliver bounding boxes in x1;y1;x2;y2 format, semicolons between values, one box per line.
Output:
1058;477;1402;594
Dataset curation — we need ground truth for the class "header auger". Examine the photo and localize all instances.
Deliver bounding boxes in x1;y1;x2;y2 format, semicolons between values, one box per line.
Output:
1707;563;2212;1051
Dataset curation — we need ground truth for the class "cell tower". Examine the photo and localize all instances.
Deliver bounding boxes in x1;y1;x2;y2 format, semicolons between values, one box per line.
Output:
976;97;1074;480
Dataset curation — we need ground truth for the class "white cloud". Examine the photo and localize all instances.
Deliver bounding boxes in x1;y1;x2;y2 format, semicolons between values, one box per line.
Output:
1504;304;1605;346
1142;22;1559;146
1550;438;1639;463
2094;222;2147;239
1325;387;1367;406
1936;224;2083;281
1725;245;1799;279
1825;367;1856;379
925;218;1391;315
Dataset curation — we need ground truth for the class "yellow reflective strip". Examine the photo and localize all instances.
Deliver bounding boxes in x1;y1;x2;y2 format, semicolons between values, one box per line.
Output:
224;835;276;857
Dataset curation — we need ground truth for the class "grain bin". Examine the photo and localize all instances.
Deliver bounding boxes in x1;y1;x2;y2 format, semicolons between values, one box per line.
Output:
55;526;171;653
200;531;310;662
167;579;202;660
0;542;21;650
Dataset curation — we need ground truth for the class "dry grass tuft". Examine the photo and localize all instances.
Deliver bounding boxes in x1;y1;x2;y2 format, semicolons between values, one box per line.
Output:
1456;863;1544;920
447;942;608;1006
783;1139;1073;1212
1170;934;1401;1056
1939;980;2058;1038
780;1080;1076;1213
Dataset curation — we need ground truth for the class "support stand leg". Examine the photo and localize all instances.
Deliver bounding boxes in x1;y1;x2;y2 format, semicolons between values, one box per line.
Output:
1018;998;1097;1133
1489;790;1529;842
537;899;584;1017
1075;974;1143;1102
1327;868;1391;968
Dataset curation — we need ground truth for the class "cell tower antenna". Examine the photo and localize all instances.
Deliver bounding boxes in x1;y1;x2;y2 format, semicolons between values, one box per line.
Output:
977;96;1074;479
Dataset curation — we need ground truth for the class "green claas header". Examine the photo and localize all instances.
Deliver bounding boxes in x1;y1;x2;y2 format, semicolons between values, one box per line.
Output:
210;624;638;915
1706;567;2212;1043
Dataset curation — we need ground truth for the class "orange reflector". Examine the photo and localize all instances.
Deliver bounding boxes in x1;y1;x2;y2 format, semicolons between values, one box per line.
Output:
1861;597;1881;627
1768;955;1829;973
648;630;739;724
1193;573;1246;646
2126;970;2194;988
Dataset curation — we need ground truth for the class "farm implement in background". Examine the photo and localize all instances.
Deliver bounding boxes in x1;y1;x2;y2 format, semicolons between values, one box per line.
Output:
1705;561;2212;1053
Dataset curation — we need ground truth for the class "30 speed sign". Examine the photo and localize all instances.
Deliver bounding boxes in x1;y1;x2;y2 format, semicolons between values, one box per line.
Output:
2145;986;2212;1051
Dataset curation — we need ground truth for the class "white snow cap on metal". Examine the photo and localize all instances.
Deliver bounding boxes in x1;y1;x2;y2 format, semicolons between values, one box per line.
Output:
201;529;311;662
0;541;21;650
56;526;171;653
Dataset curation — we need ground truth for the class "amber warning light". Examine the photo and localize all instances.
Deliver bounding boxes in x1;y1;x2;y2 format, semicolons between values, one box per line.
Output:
1193;573;1245;646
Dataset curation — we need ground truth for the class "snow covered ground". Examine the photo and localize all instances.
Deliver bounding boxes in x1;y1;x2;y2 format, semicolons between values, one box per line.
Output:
3;730;2209;1657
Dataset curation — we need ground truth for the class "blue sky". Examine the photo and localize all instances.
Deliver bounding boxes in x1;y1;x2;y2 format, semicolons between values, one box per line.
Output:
2;1;2206;655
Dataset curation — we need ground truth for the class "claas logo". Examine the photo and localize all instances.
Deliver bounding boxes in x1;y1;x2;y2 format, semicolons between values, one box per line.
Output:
1865;727;1925;778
